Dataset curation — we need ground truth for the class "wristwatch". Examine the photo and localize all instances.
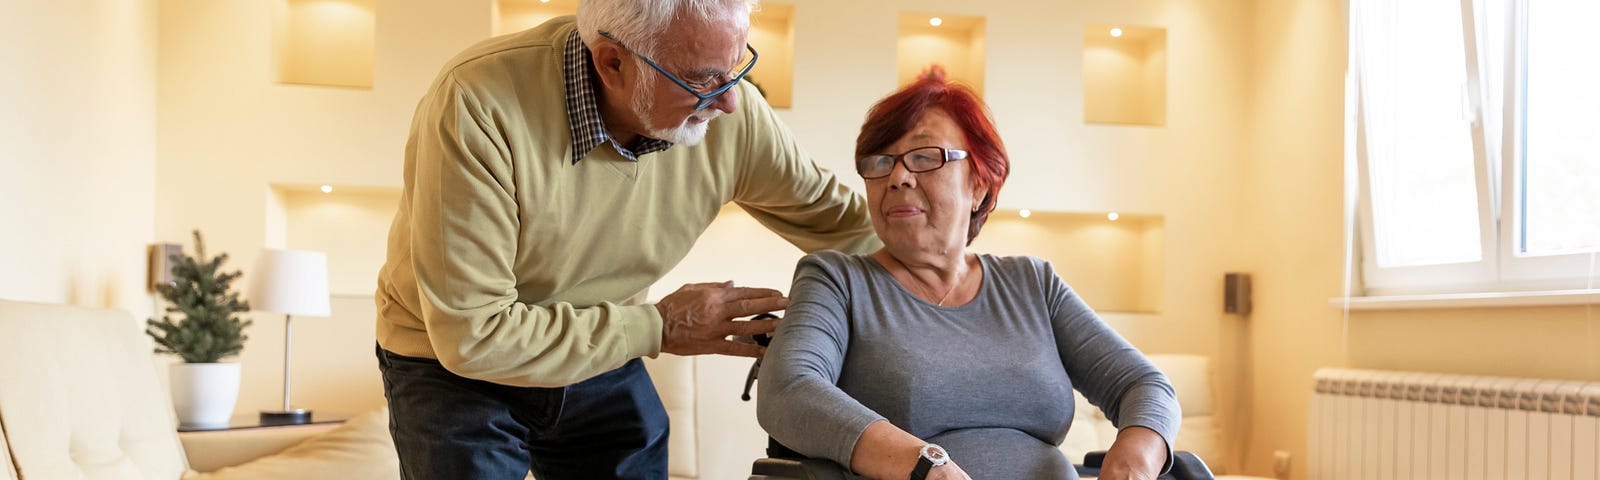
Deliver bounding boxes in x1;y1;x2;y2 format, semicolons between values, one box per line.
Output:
909;443;948;480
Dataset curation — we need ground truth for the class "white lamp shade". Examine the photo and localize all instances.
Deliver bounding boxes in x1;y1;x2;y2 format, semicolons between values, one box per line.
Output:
248;249;332;316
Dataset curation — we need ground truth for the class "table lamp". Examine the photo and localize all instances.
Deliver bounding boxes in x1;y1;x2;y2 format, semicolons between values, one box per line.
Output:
247;249;331;424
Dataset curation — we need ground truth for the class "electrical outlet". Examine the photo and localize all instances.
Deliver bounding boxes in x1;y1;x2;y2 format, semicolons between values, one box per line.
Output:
1272;450;1292;479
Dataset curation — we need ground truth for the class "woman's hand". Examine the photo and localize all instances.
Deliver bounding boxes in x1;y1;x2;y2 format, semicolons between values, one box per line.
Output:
1095;426;1167;480
927;460;973;480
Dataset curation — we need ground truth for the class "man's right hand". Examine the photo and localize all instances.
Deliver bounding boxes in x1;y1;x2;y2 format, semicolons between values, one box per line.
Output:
656;281;785;358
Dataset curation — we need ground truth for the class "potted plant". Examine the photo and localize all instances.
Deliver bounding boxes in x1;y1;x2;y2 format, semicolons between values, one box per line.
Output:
146;230;253;427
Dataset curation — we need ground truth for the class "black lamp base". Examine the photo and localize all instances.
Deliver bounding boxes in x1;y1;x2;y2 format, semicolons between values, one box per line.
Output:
260;409;313;425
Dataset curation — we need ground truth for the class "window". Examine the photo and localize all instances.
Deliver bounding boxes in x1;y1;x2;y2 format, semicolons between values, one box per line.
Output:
1352;0;1600;295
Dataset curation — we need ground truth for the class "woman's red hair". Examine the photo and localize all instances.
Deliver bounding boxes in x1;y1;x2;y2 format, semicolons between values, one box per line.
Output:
856;65;1010;245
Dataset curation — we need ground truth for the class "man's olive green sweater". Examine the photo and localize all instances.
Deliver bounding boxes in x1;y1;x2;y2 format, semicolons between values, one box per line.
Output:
375;17;878;387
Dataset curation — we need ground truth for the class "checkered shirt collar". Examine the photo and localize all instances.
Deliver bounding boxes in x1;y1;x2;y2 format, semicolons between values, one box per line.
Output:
563;30;673;164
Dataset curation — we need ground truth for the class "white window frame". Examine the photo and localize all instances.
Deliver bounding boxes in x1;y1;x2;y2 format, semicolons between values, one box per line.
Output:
1353;0;1599;296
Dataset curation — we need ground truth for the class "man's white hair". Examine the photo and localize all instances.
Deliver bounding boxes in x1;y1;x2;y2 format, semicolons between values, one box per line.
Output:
577;0;756;58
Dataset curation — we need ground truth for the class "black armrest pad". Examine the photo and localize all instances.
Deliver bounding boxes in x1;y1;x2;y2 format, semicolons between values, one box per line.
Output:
751;458;856;480
1076;450;1215;480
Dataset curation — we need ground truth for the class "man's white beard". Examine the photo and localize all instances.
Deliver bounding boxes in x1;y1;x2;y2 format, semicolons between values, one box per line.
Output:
630;74;721;146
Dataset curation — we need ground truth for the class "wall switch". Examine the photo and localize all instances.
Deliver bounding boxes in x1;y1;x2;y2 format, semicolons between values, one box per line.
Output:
1272;450;1291;479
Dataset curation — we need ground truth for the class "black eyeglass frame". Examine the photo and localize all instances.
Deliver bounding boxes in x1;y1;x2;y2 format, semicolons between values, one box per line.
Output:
598;30;759;111
855;146;970;179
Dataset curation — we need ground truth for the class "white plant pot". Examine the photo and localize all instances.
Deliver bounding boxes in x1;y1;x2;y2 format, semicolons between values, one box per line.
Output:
169;362;241;428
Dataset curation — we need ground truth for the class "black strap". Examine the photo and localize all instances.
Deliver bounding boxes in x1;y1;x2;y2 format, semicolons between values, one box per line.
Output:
909;456;934;480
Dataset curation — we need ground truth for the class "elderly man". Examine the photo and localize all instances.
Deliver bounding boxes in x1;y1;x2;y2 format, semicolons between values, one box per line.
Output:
373;0;878;478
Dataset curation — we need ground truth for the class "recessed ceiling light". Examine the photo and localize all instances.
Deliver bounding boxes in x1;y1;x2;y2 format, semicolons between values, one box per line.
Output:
539;0;550;3
1107;212;1120;221
929;17;943;27
1019;209;1032;218
1110;27;1124;38
320;185;333;193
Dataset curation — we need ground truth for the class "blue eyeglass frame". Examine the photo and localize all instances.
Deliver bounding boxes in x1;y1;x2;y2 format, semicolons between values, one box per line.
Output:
598;30;760;111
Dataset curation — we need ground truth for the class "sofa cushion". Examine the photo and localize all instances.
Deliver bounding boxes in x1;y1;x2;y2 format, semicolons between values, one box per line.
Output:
643;354;697;479
182;408;399;480
0;299;189;480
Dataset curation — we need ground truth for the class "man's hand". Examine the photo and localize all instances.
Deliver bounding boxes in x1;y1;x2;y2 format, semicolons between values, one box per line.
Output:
656;281;785;358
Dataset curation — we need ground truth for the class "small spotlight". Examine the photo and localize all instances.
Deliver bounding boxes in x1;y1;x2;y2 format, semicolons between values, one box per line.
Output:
539;0;550;3
1107;212;1120;221
1019;209;1032;218
1110;27;1124;38
929;17;943;27
320;185;333;193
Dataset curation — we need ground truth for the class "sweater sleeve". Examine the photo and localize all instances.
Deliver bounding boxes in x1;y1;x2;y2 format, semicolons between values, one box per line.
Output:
757;253;885;467
1040;258;1181;474
730;84;881;255
407;75;662;388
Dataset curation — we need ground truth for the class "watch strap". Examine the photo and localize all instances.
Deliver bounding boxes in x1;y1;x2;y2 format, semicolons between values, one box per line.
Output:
910;455;934;480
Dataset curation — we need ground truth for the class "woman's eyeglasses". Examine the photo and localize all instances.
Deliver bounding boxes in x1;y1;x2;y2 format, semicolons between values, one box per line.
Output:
855;146;969;179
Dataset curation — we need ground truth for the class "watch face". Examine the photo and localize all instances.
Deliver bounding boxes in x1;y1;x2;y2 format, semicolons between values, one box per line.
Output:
921;444;948;466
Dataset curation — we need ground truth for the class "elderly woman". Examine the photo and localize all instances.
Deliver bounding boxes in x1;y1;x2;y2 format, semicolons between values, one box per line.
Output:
756;69;1180;480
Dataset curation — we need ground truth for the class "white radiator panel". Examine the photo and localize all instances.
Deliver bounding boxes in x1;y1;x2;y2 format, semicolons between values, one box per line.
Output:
1309;369;1600;480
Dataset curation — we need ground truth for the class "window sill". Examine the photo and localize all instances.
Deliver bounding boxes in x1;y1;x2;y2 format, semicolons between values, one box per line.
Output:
1329;289;1600;311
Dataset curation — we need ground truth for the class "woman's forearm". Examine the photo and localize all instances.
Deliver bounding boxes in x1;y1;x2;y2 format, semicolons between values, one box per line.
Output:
848;419;927;480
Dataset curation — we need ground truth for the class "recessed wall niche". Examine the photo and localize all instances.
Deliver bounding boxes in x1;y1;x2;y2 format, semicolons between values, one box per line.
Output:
970;211;1164;313
266;184;400;296
898;12;986;94
493;0;576;36
746;3;794;108
1083;24;1167;126
273;0;376;88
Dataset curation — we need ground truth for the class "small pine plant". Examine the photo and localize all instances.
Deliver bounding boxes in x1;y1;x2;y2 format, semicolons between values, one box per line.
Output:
146;230;253;363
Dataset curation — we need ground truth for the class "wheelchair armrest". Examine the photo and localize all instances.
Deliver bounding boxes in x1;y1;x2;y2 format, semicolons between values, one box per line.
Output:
1078;450;1216;480
750;457;857;480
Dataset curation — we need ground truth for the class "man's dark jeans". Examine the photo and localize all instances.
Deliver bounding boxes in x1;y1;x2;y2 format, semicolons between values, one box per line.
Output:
377;345;669;479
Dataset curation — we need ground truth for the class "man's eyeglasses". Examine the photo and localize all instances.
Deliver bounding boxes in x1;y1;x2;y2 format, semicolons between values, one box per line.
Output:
855;146;969;179
598;30;759;111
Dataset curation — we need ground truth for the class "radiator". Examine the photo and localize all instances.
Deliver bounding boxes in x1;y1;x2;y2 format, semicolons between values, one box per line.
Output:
1309;369;1600;480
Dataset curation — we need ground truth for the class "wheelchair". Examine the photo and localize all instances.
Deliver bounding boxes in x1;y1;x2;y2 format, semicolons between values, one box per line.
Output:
748;448;1218;479
738;314;1217;480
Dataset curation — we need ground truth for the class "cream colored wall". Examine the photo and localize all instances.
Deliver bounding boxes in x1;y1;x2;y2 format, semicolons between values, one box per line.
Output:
157;0;493;417
1242;1;1350;477
0;0;157;315
1244;1;1600;479
152;0;1257;475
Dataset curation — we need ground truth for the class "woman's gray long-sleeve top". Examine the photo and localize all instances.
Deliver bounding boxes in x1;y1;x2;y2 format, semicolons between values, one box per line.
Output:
757;251;1179;479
